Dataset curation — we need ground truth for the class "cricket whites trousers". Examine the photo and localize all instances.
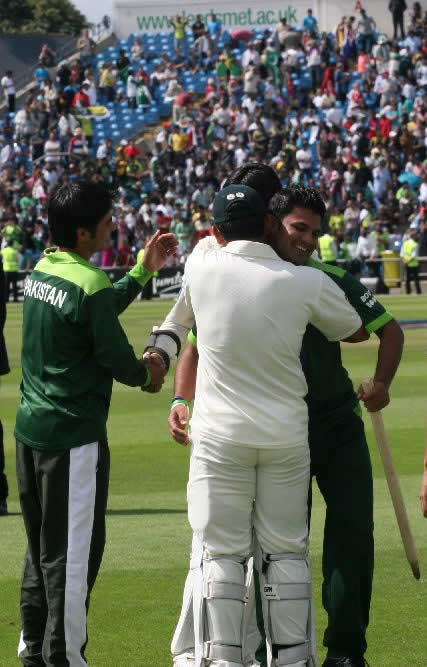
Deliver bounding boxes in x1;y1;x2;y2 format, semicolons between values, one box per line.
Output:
16;439;110;667
249;412;374;664
172;435;313;667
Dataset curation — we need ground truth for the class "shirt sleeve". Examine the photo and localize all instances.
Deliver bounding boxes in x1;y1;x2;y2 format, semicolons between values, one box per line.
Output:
338;271;394;334
156;264;195;360
309;271;362;341
111;263;153;315
161;274;194;335
88;288;149;387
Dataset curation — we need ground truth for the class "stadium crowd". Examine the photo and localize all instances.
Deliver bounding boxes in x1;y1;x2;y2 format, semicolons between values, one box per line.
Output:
1;5;427;289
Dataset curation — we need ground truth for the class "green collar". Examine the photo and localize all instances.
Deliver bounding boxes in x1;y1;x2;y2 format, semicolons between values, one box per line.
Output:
44;248;92;267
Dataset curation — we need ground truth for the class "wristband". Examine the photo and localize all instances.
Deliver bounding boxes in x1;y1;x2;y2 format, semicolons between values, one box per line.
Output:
142;368;152;388
171;397;191;409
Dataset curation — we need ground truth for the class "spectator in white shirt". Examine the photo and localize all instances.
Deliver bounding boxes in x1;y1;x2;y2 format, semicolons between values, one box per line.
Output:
1;70;15;112
419;175;427;203
307;44;322;90
356;227;377;261
126;69;138;109
241;44;260;69
296;141;313;180
83;73;97;106
14;103;35;143
43;131;61;165
42;164;59;192
415;57;427;87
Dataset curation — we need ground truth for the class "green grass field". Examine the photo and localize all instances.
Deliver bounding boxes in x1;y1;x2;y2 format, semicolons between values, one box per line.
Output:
1;295;426;666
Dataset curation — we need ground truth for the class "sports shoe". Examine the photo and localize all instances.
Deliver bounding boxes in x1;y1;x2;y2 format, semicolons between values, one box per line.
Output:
322;658;369;667
0;500;8;516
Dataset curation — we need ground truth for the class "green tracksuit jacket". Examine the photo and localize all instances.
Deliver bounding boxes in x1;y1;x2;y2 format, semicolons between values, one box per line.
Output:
15;248;152;450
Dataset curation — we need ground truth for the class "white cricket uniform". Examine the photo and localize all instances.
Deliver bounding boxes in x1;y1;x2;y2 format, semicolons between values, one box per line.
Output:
162;239;362;666
163;239;362;552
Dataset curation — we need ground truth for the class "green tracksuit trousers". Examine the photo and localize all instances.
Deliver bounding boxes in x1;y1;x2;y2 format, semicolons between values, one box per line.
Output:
16;439;110;667
310;411;374;658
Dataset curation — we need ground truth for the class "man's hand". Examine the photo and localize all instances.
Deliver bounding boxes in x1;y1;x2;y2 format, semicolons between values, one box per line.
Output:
420;471;427;518
142;355;166;393
142;230;178;273
168;404;190;445
357;379;390;412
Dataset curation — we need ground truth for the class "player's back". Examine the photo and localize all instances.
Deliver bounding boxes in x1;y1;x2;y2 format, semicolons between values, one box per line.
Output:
186;240;323;448
16;249;114;449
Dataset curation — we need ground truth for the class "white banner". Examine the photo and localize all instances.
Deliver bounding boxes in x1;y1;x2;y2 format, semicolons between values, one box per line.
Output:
113;0;395;38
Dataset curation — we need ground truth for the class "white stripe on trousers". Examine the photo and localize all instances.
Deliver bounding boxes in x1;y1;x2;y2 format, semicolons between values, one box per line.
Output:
64;442;98;667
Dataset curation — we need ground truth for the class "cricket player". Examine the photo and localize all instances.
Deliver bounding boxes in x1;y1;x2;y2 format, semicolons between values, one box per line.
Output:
167;184;404;667
14;181;177;667
146;175;370;667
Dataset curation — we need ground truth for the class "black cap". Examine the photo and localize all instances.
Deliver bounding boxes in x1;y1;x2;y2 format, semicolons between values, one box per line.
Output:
212;185;266;226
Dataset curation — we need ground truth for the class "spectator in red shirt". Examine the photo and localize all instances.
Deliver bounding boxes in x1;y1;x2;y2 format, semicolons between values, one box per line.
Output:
116;243;135;267
379;113;391;139
123;140;141;160
72;84;90;108
156;209;172;232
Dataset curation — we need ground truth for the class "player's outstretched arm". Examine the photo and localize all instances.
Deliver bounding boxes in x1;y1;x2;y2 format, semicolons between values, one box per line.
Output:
358;319;404;412
112;231;178;314
168;343;199;446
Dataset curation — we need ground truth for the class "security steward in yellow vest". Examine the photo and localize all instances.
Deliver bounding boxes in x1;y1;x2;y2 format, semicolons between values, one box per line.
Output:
1;241;19;302
401;230;422;294
319;231;338;266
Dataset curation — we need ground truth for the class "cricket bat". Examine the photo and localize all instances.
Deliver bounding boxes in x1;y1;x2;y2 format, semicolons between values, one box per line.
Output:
362;379;420;580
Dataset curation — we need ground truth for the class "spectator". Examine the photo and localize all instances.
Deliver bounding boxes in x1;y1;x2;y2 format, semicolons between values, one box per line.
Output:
77;28;95;68
207;13;222;50
389;0;407;39
131;37;144;62
401;227;422;292
68;126;88;159
123;140;141;161
1;70;15;113
99;63;116;103
356;8;377;53
14;103;35;144
304;9;319;35
169;15;188;52
83;71;97;105
192;14;205;40
307;42;322;90
38;43;56;68
0;240;19;302
126;68;138;109
296;141;313;181
72;84;91;108
43;130;61;165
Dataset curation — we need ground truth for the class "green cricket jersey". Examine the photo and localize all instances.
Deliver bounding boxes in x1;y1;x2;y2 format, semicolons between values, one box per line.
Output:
302;258;392;429
188;258;393;434
15;249;153;450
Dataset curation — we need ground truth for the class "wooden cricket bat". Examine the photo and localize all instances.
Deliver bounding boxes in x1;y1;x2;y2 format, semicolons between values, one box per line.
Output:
362;379;420;580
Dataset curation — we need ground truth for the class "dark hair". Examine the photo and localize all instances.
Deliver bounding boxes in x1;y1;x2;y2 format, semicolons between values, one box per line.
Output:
269;185;326;222
219;163;281;240
48;181;116;248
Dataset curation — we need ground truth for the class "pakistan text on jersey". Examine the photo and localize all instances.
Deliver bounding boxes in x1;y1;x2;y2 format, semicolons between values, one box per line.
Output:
24;279;68;309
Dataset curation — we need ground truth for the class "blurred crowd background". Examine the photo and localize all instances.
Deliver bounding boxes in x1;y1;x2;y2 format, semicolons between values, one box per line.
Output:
1;3;427;297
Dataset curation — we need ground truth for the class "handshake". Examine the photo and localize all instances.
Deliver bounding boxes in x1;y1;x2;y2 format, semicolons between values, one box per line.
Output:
142;348;168;393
